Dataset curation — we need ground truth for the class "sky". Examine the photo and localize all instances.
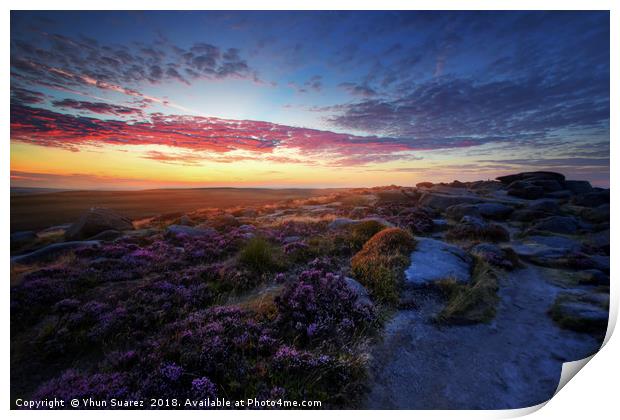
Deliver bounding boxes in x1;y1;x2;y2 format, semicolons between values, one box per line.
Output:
10;11;610;189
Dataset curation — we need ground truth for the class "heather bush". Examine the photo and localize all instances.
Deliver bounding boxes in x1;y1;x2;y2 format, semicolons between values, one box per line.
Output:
274;268;376;348
350;228;415;304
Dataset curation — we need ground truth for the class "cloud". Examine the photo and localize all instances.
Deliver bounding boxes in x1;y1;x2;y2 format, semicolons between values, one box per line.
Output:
328;75;609;145
11;104;486;165
10;86;46;104
338;82;376;97
289;75;323;93
10;33;257;109
52;99;144;117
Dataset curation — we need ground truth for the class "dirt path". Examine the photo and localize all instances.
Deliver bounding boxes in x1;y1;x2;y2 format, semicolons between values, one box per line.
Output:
362;263;603;409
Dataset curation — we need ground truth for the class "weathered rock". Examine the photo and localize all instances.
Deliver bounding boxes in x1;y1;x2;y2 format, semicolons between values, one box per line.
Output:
506;183;546;200
510;209;552;222
10;231;37;247
496;171;566;185
528;199;560;214
572;189;609;207
530;215;579;234
405;237;472;286
512;235;581;265
477;202;514;220
545;190;573;199
564;180;593;194
165;224;216;238
11;241;101;265
65;208;134;241
417;192;482;210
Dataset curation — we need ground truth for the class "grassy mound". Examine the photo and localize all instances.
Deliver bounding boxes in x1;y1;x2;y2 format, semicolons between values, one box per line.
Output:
435;259;499;324
350;228;415;304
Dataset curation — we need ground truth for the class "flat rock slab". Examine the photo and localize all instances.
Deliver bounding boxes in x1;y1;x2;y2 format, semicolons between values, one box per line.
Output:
512;235;582;260
405;237;472;286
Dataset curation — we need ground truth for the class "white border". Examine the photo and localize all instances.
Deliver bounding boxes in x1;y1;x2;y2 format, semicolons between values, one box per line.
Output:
3;1;617;419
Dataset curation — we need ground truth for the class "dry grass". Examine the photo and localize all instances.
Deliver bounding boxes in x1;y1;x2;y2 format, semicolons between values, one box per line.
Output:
435;259;499;324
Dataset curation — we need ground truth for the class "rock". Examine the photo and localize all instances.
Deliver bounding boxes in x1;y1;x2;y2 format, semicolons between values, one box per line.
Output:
576;269;609;286
506;183;546;200
510;209;552;222
496;171;566;185
470;243;518;270
10;231;37;247
528;199;560;214
579;203;610;223
550;291;608;334
405;237;472;286
528;179;564;192
546;190;573;199
344;277;373;307
417;192;482;210
11;241;101;265
530;215;579;234
477;202;514;220
564;180;593;194
572;189;609;207
65;208;134;241
328;218;356;230
165;224;217;238
416;182;434;188
445;204;481;221
87;229;122;241
584;229;610;255
512;235;581;264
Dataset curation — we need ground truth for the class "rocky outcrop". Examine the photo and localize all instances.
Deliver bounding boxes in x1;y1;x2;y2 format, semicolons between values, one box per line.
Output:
405;237;473;286
496;171;566;185
417;192;482;210
65;208;134;241
529;215;580;234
